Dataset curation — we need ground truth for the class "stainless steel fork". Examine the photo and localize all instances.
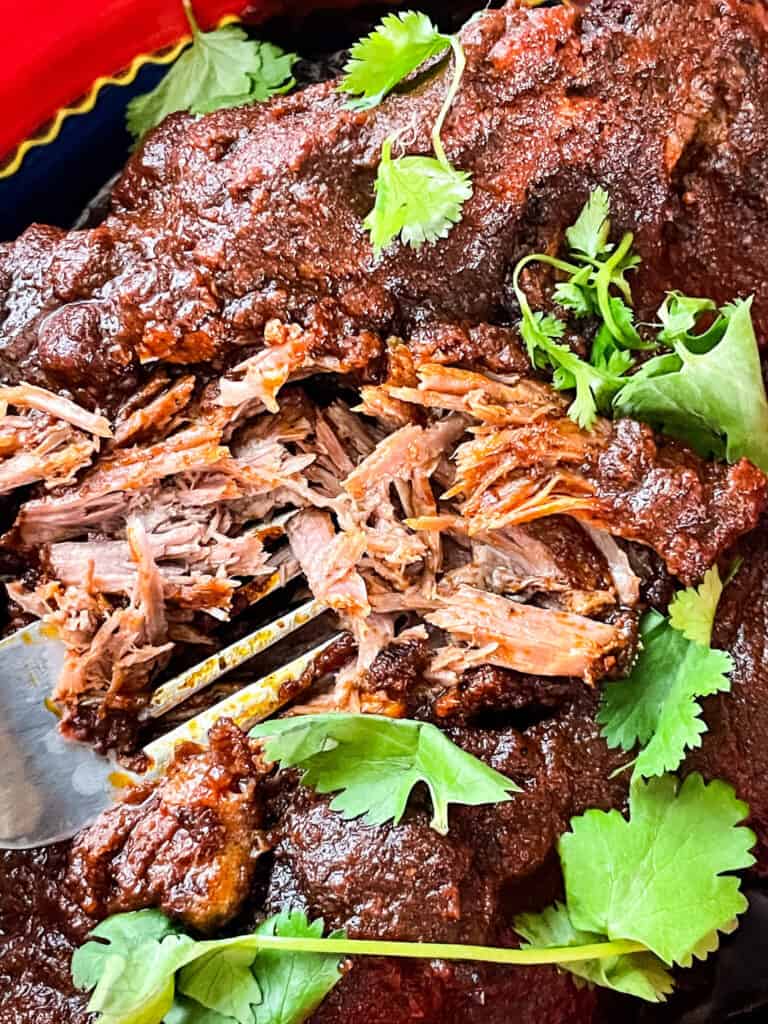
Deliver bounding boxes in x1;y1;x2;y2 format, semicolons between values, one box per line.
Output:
0;518;338;849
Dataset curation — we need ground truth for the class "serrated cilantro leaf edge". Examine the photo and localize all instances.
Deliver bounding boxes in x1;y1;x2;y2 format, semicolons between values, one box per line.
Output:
249;712;519;834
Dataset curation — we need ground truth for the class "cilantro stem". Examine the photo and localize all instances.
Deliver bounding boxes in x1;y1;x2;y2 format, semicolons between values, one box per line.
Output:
512;252;582;288
182;0;200;35
595;231;635;343
205;934;648;964
432;35;466;169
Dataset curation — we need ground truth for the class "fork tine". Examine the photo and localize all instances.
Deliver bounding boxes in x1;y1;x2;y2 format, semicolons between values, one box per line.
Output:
147;597;324;718
142;633;341;777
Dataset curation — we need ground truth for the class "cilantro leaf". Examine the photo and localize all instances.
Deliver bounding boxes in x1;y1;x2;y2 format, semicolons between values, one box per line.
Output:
598;610;732;778
126;25;297;140
515;902;674;1002
166;998;234;1024
178;944;261;1024
252;910;345;1024
560;773;754;966
553;277;593;317
364;138;472;256
72;909;180;992
590;324;634;377
87;933;196;1024
565;187;612;259
518;305;621;429
668;565;724;646
657;292;718;345
72;908;196;1024
615;298;768;471
249;713;518;834
339;11;451;110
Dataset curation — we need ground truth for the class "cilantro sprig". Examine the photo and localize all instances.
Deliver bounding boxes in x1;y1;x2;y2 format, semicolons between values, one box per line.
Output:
598;566;734;779
73;907;653;1024
339;11;451;110
615;297;768;471
511;188;644;428
127;0;298;140
516;773;755;1001
341;12;473;255
513;188;768;469
72;908;345;1024
249;713;519;834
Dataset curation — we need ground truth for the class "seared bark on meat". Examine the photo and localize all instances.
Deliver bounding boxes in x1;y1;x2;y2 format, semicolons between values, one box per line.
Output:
587;421;768;584
265;785;499;943
1;0;767;407
67;721;263;931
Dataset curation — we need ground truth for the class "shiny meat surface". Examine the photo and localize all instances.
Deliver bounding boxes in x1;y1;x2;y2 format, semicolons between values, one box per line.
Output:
1;0;768;408
309;958;600;1024
67;720;264;932
588;420;768;584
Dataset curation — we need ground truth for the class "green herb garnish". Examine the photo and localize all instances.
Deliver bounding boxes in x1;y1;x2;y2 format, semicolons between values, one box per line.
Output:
513;189;768;469
516;773;754;1001
515;291;622;429
339;11;451;110
352;13;473;255
364;138;473;255
249;712;519;834
127;0;298;140
515;902;674;1002
614;297;768;471
72;909;197;1024
667;564;725;646
72;908;345;1024
598;575;733;779
74;907;657;1024
511;188;646;428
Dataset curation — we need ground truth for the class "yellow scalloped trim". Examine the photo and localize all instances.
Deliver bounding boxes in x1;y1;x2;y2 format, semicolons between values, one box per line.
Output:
0;14;240;180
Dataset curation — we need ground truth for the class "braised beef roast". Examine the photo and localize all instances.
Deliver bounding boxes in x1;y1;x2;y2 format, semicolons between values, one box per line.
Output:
2;1;768;1022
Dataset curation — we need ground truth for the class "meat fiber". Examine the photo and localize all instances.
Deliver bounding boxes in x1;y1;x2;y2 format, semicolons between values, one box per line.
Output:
425;584;626;683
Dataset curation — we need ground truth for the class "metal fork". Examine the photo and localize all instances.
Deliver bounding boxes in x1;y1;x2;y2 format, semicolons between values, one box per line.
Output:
0;518;338;849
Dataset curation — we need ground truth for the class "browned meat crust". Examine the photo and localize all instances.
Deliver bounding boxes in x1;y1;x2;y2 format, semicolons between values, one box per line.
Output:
67;720;264;932
1;0;767;408
587;421;768;584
